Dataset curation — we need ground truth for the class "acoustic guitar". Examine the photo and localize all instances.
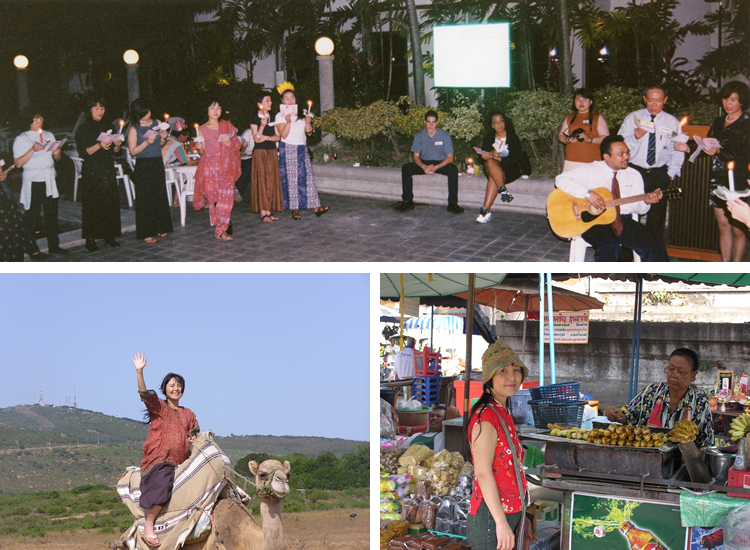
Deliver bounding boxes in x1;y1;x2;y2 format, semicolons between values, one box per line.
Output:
547;186;682;239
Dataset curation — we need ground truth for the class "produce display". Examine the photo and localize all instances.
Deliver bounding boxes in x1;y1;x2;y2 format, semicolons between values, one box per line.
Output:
667;420;698;444
730;413;750;442
547;423;669;448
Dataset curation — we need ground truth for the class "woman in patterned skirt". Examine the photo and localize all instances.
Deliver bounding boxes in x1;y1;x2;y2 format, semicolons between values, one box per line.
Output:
194;99;241;240
274;84;329;220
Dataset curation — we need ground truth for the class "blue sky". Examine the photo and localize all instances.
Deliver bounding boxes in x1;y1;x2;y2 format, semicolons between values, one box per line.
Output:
0;273;369;441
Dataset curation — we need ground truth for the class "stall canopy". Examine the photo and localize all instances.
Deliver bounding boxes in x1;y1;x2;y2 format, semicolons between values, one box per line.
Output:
380;305;412;323
404;314;466;331
380;273;507;298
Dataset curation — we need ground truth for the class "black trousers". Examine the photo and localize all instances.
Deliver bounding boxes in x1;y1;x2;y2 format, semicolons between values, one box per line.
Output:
631;164;670;239
582;216;669;262
25;181;60;250
236;157;252;196
401;160;459;205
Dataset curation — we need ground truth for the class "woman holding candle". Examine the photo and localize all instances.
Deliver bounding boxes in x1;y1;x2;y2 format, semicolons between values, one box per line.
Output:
12;108;68;255
475;113;530;224
127;99;172;244
249;92;284;222
75;97;122;251
703;80;750;262
557;88;610;171
193;98;241;240
274;83;328;220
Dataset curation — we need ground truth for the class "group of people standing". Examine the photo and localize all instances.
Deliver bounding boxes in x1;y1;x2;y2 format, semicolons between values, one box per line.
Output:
556;81;750;262
0;82;330;260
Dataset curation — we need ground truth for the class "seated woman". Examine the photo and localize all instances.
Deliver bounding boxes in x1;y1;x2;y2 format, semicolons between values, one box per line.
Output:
475;113;528;224
604;347;714;448
557;88;610;172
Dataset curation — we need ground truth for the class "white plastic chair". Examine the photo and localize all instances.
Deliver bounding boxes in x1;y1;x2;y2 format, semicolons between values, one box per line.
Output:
69;156;83;201
569;215;641;262
115;162;134;207
175;170;195;227
164;167;180;207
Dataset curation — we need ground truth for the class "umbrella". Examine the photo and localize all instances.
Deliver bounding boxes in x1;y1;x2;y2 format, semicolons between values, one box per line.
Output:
380;273;507;298
403;314;466;331
455;276;605;369
657;273;750;287
380;305;412;323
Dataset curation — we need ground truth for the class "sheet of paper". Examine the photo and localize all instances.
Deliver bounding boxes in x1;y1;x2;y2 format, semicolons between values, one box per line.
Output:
634;113;655;132
280;104;298;118
44;138;67;152
694;135;721;150
218;131;236;143
712;185;750;202
473;147;490;156
144;129;159;140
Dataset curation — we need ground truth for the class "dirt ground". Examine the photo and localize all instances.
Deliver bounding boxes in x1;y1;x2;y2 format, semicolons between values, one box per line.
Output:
0;508;369;550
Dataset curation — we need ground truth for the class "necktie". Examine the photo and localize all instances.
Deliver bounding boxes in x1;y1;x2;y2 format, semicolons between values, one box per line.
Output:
611;172;623;236
647;114;656;166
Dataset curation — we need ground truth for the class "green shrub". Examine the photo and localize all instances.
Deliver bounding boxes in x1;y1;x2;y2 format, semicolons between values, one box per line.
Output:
592;86;643;131
441;95;483;145
676;101;720;126
393;97;449;138
507;90;569;159
306;489;331;501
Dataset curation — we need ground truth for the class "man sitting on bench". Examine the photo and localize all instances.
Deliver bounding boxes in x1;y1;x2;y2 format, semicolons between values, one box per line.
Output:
393;110;463;214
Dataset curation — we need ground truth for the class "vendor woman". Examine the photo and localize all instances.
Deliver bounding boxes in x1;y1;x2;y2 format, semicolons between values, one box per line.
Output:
605;347;714;448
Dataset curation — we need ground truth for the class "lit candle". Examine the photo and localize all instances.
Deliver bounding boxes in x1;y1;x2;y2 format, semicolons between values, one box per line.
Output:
679;116;688;135
119;119;125;137
38;129;44;144
164;113;170;123
728;161;736;192
194;123;201;139
306;100;312;115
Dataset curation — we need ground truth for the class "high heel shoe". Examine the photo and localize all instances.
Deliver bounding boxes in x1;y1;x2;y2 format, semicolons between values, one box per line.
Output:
85;239;99;252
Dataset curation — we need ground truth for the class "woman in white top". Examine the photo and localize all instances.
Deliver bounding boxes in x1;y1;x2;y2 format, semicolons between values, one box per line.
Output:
275;85;329;220
12;109;68;255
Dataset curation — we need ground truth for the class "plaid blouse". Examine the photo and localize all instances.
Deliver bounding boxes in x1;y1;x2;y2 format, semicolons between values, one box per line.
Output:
624;382;714;447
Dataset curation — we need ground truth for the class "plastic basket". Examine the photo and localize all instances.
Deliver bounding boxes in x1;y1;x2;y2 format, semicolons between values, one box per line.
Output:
528;399;586;429
528;382;582;404
721;517;750;549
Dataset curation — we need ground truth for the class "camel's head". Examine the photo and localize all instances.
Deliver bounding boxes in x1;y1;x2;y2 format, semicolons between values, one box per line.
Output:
249;459;291;501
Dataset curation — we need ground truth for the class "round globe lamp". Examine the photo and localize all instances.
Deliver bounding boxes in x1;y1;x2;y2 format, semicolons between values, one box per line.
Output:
123;49;140;65
13;55;29;69
315;37;334;57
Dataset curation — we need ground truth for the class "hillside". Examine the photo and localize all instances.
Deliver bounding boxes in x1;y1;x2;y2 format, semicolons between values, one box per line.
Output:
0;405;366;494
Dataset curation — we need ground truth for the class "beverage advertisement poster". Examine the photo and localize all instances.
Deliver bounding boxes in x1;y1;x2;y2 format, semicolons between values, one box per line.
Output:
688;526;724;549
570;492;688;549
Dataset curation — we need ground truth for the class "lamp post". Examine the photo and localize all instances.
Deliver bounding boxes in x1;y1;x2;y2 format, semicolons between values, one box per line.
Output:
13;55;29;112
315;37;335;114
123;49;140;106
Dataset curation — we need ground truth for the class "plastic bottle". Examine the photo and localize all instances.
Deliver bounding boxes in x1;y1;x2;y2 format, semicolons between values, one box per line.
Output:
735;436;748;470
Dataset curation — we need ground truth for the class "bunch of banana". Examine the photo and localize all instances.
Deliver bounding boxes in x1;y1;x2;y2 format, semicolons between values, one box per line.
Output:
667;420;698;444
546;423;668;447
730;414;750;441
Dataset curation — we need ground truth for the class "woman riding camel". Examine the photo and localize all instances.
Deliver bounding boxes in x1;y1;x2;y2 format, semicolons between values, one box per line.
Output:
131;352;199;546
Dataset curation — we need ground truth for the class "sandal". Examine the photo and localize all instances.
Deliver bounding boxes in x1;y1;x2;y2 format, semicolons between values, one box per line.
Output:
292;210;301;220
261;215;273;223
143;535;160;546
143;237;157;244
216;232;232;240
314;206;330;217
157;233;167;238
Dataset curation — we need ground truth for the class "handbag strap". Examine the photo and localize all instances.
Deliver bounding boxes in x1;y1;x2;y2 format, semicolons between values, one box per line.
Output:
489;404;528;549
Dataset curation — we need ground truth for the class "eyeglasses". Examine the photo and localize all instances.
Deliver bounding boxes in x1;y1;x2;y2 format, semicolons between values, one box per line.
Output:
664;366;692;379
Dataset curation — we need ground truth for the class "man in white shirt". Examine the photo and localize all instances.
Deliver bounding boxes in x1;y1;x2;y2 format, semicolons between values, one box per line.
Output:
394;337;416;379
618;85;689;239
555;135;669;262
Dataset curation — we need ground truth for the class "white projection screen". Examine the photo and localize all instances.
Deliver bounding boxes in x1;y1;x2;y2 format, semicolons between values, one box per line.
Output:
433;23;511;88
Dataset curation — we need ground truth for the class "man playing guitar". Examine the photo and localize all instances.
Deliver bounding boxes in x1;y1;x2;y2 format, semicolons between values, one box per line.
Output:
554;135;670;262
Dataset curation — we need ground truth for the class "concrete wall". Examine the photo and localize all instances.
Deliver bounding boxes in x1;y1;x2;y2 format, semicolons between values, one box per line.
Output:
313;163;554;214
495;319;750;407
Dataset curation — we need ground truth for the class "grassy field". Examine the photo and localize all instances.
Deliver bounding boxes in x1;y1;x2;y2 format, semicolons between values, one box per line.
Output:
0;484;369;539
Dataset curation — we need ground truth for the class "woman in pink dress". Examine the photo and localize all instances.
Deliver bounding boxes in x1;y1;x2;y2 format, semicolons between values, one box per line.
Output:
194;99;241;240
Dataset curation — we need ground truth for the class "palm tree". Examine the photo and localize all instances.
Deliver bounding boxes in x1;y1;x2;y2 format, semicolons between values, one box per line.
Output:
405;0;425;105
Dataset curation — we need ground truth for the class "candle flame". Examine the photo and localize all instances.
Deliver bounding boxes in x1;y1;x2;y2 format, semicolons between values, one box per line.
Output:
468;157;474;164
680;116;688;125
728;161;735;170
194;123;199;129
164;113;170;120
307;100;313;107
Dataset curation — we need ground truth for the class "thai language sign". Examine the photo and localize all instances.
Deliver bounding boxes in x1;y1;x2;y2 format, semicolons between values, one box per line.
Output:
541;311;590;344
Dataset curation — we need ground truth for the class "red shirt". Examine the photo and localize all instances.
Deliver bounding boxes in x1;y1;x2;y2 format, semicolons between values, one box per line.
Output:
468;400;526;515
140;391;198;475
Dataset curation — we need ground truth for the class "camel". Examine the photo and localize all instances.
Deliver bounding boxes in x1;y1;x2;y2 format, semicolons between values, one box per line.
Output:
114;431;291;550
194;459;291;550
